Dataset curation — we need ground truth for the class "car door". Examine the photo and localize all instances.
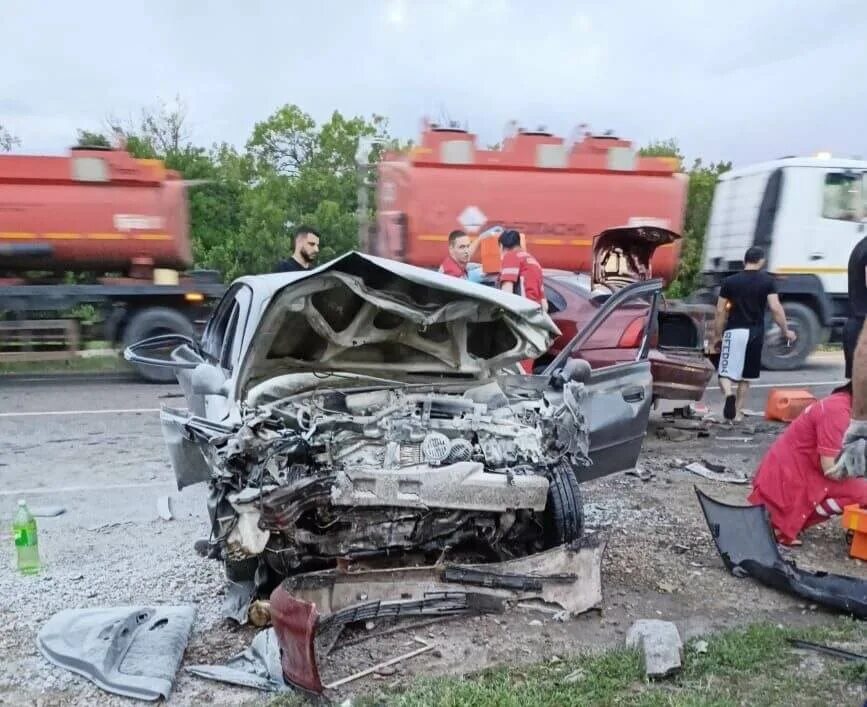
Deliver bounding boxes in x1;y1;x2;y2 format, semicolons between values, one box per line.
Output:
544;279;661;481
160;284;253;489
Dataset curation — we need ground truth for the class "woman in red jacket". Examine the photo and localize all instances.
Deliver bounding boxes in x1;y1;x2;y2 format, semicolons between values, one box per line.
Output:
749;381;867;545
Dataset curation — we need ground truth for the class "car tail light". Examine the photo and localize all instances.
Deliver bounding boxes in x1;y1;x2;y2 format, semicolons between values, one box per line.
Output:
618;316;646;348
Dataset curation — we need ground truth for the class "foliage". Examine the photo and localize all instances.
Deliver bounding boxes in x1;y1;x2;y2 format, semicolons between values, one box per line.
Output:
75;130;111;148
639;138;684;162
0;122;20;152
640;139;731;296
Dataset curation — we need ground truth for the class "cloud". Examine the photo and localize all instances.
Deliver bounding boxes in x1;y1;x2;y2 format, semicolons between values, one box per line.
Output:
0;0;865;166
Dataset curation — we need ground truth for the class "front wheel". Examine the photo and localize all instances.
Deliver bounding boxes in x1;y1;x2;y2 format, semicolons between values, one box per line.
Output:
544;462;585;546
761;302;819;371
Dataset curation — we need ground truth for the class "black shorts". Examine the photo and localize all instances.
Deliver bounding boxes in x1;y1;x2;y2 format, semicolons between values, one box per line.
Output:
717;328;762;381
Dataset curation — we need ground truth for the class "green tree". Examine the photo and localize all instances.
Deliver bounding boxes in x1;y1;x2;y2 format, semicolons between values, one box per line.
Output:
669;158;731;297
0;122;20;152
75;130;111;148
640;139;730;296
240;105;391;277
638;138;684;162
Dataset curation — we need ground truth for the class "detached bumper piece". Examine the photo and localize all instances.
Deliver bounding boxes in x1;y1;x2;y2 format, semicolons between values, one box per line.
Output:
188;540;605;696
37;605;195;701
696;488;867;619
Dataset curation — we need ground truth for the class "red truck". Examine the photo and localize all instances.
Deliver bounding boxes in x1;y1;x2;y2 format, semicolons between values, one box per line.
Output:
365;123;714;402
369;122;687;281
0;146;225;382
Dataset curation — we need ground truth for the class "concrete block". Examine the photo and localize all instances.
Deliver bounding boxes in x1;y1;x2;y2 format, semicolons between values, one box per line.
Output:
626;619;683;678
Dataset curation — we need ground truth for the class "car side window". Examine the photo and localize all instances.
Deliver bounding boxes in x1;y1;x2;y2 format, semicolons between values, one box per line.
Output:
544;285;567;314
822;172;863;221
201;285;244;363
223;287;252;371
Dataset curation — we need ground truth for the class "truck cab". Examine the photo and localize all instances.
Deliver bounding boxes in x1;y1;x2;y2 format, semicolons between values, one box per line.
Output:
697;156;867;369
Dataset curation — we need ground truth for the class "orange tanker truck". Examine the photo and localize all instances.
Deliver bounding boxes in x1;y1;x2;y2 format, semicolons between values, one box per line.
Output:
369;122;687;279
0;146;226;382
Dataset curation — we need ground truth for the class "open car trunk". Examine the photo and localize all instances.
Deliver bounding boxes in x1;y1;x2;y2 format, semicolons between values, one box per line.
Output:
592;226;714;401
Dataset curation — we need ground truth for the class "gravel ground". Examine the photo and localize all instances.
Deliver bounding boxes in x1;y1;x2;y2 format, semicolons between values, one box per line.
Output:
1;371;865;704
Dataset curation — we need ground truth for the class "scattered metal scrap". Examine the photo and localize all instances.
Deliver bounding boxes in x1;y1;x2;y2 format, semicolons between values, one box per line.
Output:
786;638;867;662
696;488;867;619
684;462;747;485
187;539;603;696
37;605;195;701
279;538;604;618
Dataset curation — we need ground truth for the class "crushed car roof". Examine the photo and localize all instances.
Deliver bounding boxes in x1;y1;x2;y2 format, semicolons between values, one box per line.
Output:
236;252;561;392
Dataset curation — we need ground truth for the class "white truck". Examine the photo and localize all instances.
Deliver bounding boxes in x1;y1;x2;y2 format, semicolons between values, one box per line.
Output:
696;155;867;369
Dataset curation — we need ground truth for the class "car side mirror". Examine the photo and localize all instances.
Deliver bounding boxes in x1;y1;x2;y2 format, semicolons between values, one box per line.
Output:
191;363;229;397
560;358;592;384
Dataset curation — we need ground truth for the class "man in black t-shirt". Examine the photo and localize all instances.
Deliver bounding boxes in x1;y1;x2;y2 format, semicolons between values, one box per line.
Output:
829;236;867;478
274;226;321;273
710;246;796;421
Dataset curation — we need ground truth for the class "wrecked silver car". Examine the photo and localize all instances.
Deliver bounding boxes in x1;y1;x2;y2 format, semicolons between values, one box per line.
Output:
126;252;661;587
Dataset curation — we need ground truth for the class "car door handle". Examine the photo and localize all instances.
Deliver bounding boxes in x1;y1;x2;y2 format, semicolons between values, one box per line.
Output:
808;253;824;261
622;386;645;403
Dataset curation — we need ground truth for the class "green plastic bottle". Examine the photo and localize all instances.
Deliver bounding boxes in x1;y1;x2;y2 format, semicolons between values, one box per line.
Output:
13;499;40;575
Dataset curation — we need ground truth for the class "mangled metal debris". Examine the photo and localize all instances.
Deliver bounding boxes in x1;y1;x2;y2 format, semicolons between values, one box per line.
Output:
37;605;195;701
696;488;867;618
683;462;747;485
187;628;286;692
188;539;603;696
279;538;604;618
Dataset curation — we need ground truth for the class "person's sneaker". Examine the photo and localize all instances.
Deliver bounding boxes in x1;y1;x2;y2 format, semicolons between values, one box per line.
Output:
723;395;737;421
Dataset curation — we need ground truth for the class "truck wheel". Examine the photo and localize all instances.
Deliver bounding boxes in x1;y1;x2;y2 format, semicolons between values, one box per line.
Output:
544;462;585;546
761;302;819;371
122;307;194;383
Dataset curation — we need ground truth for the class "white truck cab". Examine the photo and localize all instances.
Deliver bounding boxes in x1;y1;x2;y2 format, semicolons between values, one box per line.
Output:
698;156;867;369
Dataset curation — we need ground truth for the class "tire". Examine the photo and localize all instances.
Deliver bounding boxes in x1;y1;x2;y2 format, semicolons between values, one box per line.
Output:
122;307;194;383
761;301;820;371
544;462;585;546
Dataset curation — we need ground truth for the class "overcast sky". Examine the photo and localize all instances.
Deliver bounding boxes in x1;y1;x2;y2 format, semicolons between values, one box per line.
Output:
3;0;866;166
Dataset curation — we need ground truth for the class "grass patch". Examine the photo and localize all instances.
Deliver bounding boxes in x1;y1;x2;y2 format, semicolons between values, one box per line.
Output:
352;620;867;707
0;354;129;375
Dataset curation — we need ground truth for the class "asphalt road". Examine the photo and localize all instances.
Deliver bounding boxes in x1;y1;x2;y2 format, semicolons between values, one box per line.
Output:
0;352;847;501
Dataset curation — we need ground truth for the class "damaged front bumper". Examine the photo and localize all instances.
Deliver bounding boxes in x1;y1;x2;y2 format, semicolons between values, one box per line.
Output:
696;488;867;619
188;539;604;695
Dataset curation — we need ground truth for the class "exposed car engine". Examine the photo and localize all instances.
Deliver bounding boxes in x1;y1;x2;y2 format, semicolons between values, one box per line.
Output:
192;378;589;579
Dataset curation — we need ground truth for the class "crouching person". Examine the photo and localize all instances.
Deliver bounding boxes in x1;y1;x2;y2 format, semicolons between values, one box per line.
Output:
749;381;867;545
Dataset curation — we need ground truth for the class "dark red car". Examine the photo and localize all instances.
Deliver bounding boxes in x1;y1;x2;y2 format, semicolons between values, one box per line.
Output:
535;227;715;402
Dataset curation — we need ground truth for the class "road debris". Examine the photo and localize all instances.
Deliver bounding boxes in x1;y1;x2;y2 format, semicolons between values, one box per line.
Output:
29;505;66;518
626;619;683;678
626;467;655;482
786;638;867;662
187;626;286;692
696;488;867;619
326;637;433;690
683;462;748;485
279;540;605;618
270;584;499;695
37;605;195;701
694;639;709;654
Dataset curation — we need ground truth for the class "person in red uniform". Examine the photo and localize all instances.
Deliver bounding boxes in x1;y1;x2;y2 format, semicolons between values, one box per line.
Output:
438;228;500;278
497;230;546;308
497;229;548;373
749;377;867;545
